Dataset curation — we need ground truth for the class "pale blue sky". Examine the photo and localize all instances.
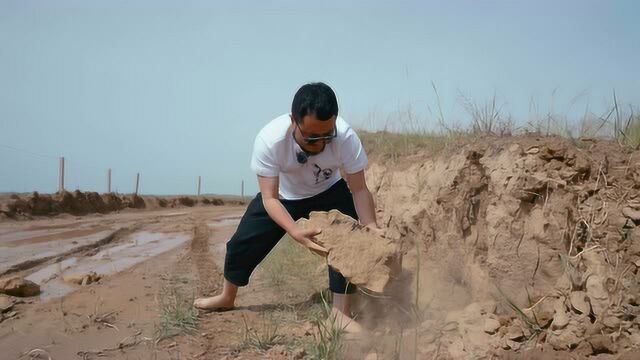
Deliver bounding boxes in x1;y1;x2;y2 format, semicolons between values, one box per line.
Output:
1;0;639;195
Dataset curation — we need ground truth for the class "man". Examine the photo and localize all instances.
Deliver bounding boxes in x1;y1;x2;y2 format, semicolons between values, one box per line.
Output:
194;82;378;332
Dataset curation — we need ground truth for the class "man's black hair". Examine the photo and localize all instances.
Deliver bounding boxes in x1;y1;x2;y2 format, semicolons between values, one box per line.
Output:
291;82;338;123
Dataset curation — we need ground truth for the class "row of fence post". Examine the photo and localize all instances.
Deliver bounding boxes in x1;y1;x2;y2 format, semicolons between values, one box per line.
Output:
56;156;245;200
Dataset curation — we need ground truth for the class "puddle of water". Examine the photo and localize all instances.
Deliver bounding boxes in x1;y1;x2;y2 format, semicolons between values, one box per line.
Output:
0;230;117;274
4;227;109;247
27;231;190;302
208;217;241;227
159;212;188;217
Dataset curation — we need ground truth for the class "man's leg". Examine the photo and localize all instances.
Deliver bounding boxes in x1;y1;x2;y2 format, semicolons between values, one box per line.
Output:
193;277;238;309
328;266;363;333
194;194;285;310
298;179;363;332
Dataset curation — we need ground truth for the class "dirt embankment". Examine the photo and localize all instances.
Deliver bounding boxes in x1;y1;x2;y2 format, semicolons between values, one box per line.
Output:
369;135;640;358
0;191;233;219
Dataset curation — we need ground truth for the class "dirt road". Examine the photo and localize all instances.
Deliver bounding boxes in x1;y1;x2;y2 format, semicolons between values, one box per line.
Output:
0;206;253;359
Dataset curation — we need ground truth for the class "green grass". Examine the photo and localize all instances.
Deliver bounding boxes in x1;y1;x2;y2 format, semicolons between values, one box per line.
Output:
154;274;198;341
620;114;640;148
358;130;458;161
242;313;285;351
259;235;326;293
306;292;345;360
257;236;345;357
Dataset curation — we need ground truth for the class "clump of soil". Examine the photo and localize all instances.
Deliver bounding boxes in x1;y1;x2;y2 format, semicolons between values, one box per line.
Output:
63;272;101;286
297;210;400;293
57;190;110;214
0;276;40;297
177;197;196;207
123;194;145;209
201;197;224;206
156;197;169;207
367;135;640;358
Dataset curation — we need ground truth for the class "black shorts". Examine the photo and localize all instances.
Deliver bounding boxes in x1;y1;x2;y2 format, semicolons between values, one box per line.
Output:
224;178;357;294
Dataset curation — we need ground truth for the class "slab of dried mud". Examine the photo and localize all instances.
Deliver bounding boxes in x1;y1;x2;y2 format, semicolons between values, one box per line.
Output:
297;210;400;293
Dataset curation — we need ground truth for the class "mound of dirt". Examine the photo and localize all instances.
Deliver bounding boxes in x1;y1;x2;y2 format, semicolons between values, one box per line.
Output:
56;190;109;214
177;196;196;207
201;197;224;206
368;135;640;357
123;194;145;209
0;191;227;219
296;210;400;293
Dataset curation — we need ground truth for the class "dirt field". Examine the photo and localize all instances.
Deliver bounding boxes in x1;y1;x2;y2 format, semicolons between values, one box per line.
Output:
2;135;640;359
0;205;251;359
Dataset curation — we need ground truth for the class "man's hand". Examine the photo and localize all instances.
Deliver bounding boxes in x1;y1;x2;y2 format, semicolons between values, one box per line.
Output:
290;227;328;256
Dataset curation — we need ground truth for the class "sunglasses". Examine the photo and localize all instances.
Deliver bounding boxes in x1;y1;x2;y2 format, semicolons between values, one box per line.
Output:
294;121;337;144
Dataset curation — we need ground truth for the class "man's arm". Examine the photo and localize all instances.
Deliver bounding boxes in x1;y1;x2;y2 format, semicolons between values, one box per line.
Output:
257;175;328;255
345;170;378;228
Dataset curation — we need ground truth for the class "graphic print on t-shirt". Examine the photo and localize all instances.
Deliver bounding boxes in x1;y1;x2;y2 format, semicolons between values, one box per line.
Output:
313;163;333;184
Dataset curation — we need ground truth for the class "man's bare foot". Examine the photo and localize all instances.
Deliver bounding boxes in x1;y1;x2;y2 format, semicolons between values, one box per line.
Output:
193;294;235;310
328;308;363;334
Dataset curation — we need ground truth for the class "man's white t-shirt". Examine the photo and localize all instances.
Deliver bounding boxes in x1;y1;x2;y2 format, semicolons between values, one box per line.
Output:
250;114;368;200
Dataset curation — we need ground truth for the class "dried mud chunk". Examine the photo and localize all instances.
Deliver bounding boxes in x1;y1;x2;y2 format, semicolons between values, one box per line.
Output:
622;207;640;222
0;295;14;313
551;309;570;330
569;291;592;315
0;277;40;297
547;321;584;350
586;275;609;317
63;272;101;285
602;315;621;329
484;318;501;334
538;144;567;161
587;334;616;355
506;325;525;341
296;210;400;293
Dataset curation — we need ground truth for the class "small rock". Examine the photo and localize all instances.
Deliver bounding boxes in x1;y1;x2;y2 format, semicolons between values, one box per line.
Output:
587;334;615;355
574;341;593;358
63;271;101;285
0;277;40;297
5;310;17;319
507;325;525;341
548;323;583;350
586;276;608;316
506;339;521;351
484;318;501;334
622;207;640;222
570;291;592;315
602;315;621;329
551;310;570;330
526;147;540;154
0;295;14;312
584;322;604;337
501;338;510;350
628;332;640;346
